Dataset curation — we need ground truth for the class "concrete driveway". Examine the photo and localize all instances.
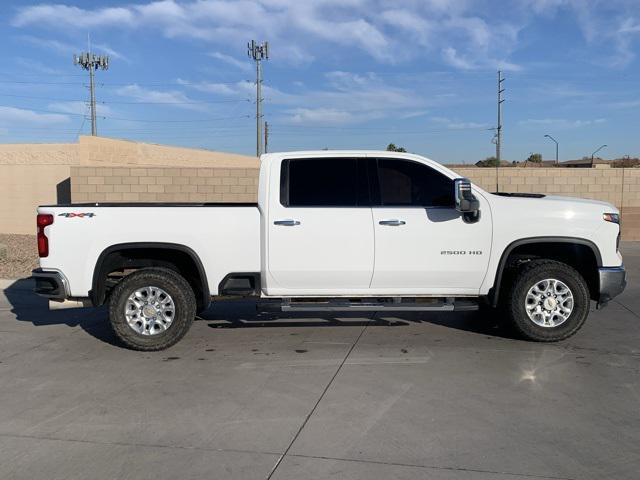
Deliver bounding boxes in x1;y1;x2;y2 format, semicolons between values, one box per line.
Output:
1;245;639;480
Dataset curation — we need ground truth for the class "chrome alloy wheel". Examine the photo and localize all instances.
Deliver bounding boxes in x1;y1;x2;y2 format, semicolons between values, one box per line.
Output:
124;286;175;335
525;278;574;328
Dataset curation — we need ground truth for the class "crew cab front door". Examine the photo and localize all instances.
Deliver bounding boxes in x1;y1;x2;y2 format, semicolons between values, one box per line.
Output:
266;156;374;294
369;158;492;294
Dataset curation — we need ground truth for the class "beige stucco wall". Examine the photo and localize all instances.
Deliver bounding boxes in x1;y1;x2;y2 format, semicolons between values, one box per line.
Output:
0;164;72;235
0;136;257;234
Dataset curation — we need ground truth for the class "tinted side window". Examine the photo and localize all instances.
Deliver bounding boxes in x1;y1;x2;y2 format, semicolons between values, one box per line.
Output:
283;158;367;207
376;159;454;207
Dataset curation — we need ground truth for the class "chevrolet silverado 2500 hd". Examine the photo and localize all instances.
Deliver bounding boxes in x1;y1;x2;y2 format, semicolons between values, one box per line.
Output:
32;151;626;350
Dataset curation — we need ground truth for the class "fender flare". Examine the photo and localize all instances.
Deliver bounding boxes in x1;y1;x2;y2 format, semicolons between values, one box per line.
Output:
91;242;210;309
489;236;602;307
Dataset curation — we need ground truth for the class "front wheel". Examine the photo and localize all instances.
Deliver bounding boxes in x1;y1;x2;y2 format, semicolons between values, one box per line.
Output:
504;259;590;342
108;268;196;351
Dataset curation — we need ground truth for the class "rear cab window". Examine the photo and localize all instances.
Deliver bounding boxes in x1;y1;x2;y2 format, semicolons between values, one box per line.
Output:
280;157;369;207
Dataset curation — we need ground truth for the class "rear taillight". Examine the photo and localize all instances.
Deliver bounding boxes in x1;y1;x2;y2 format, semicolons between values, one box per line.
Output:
37;214;54;258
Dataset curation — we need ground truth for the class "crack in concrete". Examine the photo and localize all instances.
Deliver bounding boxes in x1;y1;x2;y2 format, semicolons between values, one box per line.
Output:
265;315;373;480
0;431;282;458
288;453;576;480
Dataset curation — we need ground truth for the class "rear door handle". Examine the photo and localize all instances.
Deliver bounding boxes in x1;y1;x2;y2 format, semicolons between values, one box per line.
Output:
274;219;301;226
379;219;406;226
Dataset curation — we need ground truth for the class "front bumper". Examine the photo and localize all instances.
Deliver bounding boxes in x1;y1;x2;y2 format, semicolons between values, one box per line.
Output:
31;268;69;301
598;266;627;305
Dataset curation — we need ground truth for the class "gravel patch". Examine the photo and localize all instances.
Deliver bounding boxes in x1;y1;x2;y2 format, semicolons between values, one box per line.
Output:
0;234;38;279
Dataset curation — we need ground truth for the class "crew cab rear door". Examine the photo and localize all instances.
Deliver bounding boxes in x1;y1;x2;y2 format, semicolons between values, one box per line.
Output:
265;156;374;294
369;157;492;294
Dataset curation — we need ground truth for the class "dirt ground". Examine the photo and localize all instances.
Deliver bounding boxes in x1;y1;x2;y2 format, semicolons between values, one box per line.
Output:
0;234;38;279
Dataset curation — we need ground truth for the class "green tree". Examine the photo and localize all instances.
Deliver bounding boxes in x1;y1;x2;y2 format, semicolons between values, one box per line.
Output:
386;143;407;152
527;153;543;163
612;157;640;168
476;156;500;167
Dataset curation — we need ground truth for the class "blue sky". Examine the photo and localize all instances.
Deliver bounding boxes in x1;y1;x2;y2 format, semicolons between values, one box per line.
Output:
0;0;639;163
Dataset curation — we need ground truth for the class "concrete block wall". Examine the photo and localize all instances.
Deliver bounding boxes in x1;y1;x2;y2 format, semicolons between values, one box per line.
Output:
68;164;640;240
71;167;259;203
0;136;257;234
453;167;640;240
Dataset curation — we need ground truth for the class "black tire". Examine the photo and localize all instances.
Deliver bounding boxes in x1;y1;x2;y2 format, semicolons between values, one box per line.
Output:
108;268;197;351
504;259;590;342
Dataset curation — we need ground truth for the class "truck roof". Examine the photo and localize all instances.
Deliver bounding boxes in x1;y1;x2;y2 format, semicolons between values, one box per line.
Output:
262;150;425;157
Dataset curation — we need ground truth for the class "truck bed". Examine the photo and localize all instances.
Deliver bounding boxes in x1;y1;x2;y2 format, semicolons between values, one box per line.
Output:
37;203;261;298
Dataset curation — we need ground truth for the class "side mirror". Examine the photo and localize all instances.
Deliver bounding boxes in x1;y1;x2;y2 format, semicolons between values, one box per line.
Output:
454;178;480;213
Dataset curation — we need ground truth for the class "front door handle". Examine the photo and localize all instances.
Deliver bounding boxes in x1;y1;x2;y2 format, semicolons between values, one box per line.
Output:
274;219;301;226
379;219;406;226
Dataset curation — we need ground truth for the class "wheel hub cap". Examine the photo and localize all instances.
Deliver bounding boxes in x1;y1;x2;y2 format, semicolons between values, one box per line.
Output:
125;286;175;336
525;278;574;328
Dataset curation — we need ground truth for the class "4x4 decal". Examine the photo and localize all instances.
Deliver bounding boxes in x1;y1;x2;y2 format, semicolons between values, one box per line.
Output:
58;213;96;218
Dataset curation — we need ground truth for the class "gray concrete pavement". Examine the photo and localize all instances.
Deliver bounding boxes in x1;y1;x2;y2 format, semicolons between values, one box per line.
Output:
1;245;639;479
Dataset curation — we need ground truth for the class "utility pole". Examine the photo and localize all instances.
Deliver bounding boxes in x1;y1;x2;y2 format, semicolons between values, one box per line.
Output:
264;121;269;154
73;46;109;136
591;144;607;168
248;40;269;157
496;70;505;162
544;134;559;164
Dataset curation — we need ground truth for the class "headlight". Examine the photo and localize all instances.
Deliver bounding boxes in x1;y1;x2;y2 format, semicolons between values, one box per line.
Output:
603;213;620;224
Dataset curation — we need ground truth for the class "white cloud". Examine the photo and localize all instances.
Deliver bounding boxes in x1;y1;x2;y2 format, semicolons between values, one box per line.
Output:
609;99;640;109
93;43;129;63
48;101;112;116
13;58;67;75
179;71;424;125
12;4;135;29
115;84;208;111
518;118;607;128
11;1;522;69
431;116;490;129
520;0;640;67
0;106;70;126
18;35;75;56
208;52;251;72
442;47;474;70
177;79;241;96
288;108;357;125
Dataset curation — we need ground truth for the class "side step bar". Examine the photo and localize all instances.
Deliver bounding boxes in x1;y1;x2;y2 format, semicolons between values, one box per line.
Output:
259;298;479;313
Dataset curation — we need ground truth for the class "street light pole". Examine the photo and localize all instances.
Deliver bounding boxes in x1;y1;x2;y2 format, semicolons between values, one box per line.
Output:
591;144;607;168
544;134;559;164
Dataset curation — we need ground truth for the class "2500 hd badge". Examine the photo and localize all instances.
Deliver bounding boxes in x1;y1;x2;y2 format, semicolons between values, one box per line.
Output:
441;250;483;255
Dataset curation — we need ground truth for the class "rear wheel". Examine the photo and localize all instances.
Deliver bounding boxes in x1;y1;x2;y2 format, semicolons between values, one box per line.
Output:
504;259;590;342
108;268;196;351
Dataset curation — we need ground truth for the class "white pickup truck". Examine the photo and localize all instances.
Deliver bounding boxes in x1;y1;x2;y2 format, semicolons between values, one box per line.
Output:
33;151;626;350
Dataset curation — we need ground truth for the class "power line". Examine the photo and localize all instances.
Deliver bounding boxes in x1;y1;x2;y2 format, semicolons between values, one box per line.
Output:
104;99;250;105
103;114;251;123
0;93;250;105
0;79;245;87
0;80;82;85
99;80;246;87
0;71;85;77
0;103;252;122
